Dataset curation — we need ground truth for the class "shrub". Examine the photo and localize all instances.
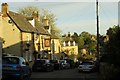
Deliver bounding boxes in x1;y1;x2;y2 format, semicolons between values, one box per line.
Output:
100;63;119;80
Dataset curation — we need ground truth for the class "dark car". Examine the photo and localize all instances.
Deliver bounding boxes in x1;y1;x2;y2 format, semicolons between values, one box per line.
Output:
32;59;54;72
64;59;75;68
2;56;32;80
59;60;70;69
50;60;63;70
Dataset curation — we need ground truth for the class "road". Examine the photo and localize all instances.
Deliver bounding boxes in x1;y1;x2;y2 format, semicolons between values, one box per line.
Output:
31;68;100;80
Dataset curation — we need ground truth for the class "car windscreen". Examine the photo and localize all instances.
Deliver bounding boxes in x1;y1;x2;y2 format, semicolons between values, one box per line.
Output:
60;60;65;63
3;57;19;64
50;60;58;63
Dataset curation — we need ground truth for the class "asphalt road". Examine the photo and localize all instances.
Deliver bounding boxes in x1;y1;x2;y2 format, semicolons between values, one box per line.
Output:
31;68;101;80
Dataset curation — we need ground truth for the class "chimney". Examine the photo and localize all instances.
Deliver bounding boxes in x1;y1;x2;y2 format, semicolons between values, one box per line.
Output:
43;16;50;33
32;11;40;21
43;16;49;26
1;3;8;17
68;32;71;37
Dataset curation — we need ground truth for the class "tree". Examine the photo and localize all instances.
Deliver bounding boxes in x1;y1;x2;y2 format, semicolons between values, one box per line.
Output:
79;32;91;46
103;25;120;67
72;32;78;40
77;36;84;47
72;32;84;48
18;6;40;17
18;6;61;37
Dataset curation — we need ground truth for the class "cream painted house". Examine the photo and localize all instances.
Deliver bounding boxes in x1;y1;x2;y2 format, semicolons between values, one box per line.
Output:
0;3;61;60
51;33;61;59
27;12;51;59
0;3;37;61
61;32;78;61
0;37;2;59
43;16;61;59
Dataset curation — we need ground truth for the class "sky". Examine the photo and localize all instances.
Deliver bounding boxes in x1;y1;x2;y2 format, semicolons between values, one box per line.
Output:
0;0;119;35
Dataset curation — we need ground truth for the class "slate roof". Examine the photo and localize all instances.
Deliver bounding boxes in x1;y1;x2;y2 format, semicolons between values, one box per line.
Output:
62;36;74;42
7;11;37;33
51;34;59;39
35;21;50;35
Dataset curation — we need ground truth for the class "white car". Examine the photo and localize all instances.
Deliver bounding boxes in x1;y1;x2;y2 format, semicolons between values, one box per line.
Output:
78;61;95;72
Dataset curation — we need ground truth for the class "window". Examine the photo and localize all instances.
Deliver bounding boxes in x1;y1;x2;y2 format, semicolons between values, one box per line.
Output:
73;41;76;46
68;41;70;46
63;42;66;46
3;57;19;64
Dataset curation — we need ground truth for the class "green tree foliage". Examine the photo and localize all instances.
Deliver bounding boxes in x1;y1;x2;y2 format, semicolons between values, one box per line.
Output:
72;32;78;43
77;36;84;47
72;32;84;48
103;25;120;67
72;32;97;54
80;32;91;46
79;32;96;49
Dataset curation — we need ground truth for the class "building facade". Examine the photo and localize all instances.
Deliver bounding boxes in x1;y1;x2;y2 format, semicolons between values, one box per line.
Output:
0;3;62;61
61;32;78;61
0;3;38;62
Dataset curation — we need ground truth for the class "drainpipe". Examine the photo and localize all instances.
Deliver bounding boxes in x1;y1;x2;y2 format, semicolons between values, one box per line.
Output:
20;32;23;57
32;32;35;51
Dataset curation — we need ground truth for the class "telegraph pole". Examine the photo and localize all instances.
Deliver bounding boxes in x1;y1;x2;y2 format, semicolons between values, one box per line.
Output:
96;0;100;60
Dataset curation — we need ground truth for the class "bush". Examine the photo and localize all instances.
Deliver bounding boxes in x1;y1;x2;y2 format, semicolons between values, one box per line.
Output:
100;62;119;80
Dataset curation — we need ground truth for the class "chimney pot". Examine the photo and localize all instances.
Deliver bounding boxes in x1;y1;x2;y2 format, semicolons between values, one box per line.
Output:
32;11;40;21
43;16;49;26
68;32;71;37
1;3;8;17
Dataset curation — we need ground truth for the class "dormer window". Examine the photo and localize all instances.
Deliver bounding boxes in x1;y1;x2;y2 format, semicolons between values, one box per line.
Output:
29;19;35;27
68;41;70;46
63;41;66;46
73;41;76;46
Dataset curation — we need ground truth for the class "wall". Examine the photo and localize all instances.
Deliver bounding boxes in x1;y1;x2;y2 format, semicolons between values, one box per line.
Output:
1;17;21;56
62;46;78;55
51;39;61;54
0;40;2;80
22;32;34;61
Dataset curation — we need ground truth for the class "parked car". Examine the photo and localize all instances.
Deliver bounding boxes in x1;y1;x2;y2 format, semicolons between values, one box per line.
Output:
59;60;70;69
2;56;32;80
78;61;95;72
64;59;75;68
50;60;62;70
32;59;54;72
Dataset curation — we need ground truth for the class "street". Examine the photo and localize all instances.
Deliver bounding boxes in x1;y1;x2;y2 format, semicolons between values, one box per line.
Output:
31;68;100;80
